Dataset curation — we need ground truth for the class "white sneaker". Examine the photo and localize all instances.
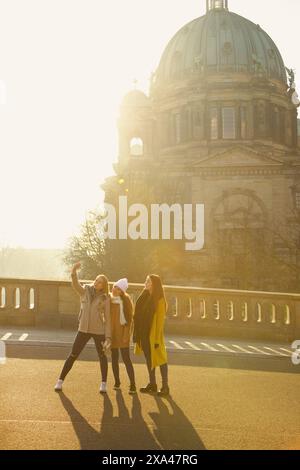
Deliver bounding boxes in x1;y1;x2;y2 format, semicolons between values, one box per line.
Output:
99;382;107;394
54;379;64;392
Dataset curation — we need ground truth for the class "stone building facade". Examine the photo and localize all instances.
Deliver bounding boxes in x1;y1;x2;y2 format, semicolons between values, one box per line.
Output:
103;0;300;291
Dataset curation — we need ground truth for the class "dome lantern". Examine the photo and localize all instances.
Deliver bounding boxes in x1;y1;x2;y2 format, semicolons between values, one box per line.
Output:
206;0;228;11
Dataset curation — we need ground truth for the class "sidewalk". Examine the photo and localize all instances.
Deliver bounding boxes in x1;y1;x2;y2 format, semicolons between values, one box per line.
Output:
0;326;295;358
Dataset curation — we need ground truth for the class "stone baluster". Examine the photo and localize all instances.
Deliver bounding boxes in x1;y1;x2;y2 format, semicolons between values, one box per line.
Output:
0;278;299;342
4;284;15;313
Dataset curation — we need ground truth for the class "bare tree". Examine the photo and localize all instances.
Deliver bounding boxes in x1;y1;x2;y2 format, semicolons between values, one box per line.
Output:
63;211;106;279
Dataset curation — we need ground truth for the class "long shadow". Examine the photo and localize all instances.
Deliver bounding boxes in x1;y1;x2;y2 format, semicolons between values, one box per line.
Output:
100;392;160;450
149;396;206;450
59;392;159;450
59;392;104;450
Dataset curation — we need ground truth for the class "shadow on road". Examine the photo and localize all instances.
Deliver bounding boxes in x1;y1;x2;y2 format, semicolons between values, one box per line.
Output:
59;393;102;450
58;391;205;450
58;392;159;450
100;392;160;450
149;396;206;450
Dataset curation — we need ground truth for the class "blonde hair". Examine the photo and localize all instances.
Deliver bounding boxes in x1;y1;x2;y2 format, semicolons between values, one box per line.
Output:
95;274;109;295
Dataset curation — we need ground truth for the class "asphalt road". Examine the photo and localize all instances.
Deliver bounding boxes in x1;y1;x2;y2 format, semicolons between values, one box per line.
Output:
1;327;299;450
1;358;300;450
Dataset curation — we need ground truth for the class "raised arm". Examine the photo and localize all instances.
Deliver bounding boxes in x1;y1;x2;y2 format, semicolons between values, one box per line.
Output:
71;262;85;297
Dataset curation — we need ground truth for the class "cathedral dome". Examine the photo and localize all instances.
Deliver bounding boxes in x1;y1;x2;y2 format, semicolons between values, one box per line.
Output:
121;90;150;108
156;1;287;86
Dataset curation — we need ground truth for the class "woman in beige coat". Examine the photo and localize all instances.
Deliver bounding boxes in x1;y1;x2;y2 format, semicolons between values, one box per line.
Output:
54;262;111;394
110;278;136;394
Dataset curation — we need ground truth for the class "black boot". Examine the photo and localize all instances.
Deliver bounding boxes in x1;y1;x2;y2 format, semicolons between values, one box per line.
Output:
114;382;121;390
140;383;157;394
129;384;137;395
157;386;170;397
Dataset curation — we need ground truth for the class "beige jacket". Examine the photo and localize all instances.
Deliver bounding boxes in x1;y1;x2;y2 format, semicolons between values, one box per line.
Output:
71;272;111;337
110;296;133;349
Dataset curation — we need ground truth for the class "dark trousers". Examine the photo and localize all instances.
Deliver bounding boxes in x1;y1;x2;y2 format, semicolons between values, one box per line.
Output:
142;340;168;387
111;348;135;386
59;331;108;382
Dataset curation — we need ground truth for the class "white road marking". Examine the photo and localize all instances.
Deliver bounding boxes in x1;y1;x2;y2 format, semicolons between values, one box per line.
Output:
185;341;201;351
200;342;219;352
263;347;289;357
232;344;253;354
19;334;28;342
248;345;271;355
169;341;184;350
1;333;12;341
217;344;237;354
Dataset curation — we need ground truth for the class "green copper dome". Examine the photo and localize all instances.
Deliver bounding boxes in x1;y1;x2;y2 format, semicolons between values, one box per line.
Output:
156;6;287;85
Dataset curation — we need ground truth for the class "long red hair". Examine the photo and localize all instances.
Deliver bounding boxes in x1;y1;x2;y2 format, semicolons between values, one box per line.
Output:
149;274;167;311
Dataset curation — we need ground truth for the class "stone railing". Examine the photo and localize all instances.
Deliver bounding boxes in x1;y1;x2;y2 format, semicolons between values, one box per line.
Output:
0;278;300;342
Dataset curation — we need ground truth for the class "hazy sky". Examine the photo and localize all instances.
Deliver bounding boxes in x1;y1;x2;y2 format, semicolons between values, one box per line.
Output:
0;0;299;249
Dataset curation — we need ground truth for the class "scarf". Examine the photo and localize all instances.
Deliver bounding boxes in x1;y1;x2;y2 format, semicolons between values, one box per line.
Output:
133;290;155;346
111;296;127;326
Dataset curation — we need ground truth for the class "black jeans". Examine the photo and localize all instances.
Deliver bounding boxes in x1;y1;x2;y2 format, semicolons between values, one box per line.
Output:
111;348;135;386
59;331;108;382
141;339;168;387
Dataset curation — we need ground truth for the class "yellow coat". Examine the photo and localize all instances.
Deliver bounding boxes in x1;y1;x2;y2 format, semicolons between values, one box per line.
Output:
134;298;168;370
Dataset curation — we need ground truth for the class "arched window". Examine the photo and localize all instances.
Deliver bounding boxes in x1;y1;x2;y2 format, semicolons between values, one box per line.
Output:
210;107;218;140
279;109;286;144
174;113;181;144
193;108;203;140
255;102;266;138
240;106;247;139
273;106;280;143
212;192;267;284
272;106;285;144
222;107;236;139
182;108;191;142
130;137;144;156
161;113;171;147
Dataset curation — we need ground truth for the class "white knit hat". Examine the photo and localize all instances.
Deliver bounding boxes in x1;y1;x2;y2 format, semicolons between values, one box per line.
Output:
113;278;129;293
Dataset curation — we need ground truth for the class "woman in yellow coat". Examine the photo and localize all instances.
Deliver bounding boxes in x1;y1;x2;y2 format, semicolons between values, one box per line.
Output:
133;274;169;397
